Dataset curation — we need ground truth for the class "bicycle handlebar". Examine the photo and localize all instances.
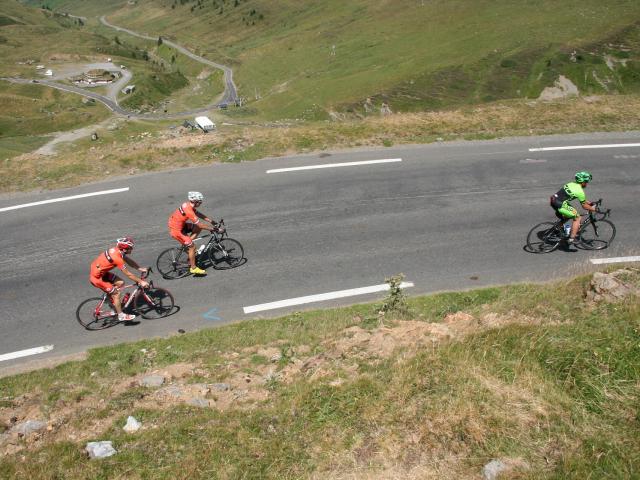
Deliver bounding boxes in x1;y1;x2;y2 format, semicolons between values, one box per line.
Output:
588;198;611;219
189;219;229;242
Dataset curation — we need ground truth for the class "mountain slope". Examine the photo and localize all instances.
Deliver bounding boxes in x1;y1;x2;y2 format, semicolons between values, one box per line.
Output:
76;0;640;119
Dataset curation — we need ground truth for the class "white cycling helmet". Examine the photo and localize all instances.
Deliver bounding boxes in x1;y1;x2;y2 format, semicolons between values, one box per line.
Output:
188;191;204;202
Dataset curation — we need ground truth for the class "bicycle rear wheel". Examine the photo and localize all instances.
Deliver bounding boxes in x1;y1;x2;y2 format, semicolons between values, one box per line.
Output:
526;222;562;253
76;297;119;330
579;219;616;250
208;238;244;269
156;247;190;279
134;288;175;319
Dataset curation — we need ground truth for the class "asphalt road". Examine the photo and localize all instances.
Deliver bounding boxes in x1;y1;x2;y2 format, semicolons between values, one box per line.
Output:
0;132;638;373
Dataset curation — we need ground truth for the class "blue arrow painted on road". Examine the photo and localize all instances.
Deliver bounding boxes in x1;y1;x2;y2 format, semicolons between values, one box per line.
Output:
203;307;221;321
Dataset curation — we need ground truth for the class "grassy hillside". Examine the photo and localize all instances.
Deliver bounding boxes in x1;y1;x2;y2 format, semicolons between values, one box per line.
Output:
0;0;103;77
0;269;639;478
0;1;111;158
0;82;111;159
0;0;225;160
21;0;127;16
83;0;640;120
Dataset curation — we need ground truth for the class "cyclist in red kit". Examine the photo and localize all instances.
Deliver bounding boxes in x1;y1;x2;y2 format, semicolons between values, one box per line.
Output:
89;237;149;322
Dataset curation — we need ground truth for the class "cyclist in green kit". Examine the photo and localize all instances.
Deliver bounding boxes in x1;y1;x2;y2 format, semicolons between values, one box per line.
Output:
549;171;598;249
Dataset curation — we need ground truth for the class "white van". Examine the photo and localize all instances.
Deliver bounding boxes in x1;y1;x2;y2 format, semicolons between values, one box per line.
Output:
195;116;215;132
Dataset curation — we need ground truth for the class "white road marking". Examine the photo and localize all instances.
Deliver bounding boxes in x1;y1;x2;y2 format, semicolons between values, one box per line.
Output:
520;158;547;163
0;345;54;363
244;281;415;314
0;187;129;213
266;158;402;174
590;256;640;265
529;143;640;152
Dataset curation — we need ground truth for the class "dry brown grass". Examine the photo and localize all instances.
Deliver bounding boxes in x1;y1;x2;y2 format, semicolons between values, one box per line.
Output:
4;94;640;193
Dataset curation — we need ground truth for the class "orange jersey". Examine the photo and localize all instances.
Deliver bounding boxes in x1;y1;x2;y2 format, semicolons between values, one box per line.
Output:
168;202;200;231
90;247;126;278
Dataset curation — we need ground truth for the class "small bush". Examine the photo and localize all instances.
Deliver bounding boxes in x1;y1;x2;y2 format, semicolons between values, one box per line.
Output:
380;274;409;315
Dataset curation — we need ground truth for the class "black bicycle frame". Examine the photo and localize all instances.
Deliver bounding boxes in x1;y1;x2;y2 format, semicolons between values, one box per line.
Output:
193;219;229;257
553;199;609;237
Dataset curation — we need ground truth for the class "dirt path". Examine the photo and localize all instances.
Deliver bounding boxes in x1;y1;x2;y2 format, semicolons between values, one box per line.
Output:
35;118;120;156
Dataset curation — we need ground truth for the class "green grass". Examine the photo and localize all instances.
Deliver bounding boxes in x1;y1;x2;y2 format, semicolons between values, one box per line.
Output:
0;134;49;160
0;2;107;78
0;81;111;161
7;0;640;124
82;0;640;119
1;269;639;478
119;69;189;112
21;0;128;16
0;82;111;136
88;24;227;111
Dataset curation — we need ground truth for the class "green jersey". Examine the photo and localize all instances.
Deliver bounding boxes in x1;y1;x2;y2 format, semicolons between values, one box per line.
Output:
554;182;586;206
550;181;587;219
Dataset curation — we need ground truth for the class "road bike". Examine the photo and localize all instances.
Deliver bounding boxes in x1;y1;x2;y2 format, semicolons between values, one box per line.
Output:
156;219;245;279
76;269;175;330
526;199;616;254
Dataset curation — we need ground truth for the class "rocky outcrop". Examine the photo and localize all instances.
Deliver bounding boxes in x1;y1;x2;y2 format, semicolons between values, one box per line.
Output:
538;75;579;101
586;270;639;303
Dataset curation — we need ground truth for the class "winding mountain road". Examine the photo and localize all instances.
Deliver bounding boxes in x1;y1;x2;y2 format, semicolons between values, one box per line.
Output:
100;15;238;106
1;16;238;121
1;132;638;375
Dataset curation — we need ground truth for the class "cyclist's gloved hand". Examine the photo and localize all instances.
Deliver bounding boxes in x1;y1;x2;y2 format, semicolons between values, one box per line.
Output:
139;279;150;289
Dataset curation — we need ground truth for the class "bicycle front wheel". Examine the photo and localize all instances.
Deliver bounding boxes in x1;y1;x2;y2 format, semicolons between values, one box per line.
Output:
208;238;244;269
526;222;562;253
156;247;190;279
76;297;118;330
134;288;175;319
579;219;616;250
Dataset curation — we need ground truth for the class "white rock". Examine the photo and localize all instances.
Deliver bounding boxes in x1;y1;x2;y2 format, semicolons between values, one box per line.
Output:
538;75;579;101
123;416;141;433
13;420;47;436
140;375;165;387
186;398;210;408
86;441;117;459
483;460;507;480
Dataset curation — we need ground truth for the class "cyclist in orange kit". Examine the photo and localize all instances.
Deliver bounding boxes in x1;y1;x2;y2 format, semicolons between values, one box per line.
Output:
168;191;218;275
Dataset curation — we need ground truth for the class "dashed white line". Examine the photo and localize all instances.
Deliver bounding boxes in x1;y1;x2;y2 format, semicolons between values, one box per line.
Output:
590;256;640;265
519;158;547;164
0;187;129;213
529;143;640;152
244;281;415;314
0;345;54;363
266;158;402;174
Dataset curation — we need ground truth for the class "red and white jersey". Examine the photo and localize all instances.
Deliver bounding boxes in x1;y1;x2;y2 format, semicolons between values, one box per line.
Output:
90;247;126;278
